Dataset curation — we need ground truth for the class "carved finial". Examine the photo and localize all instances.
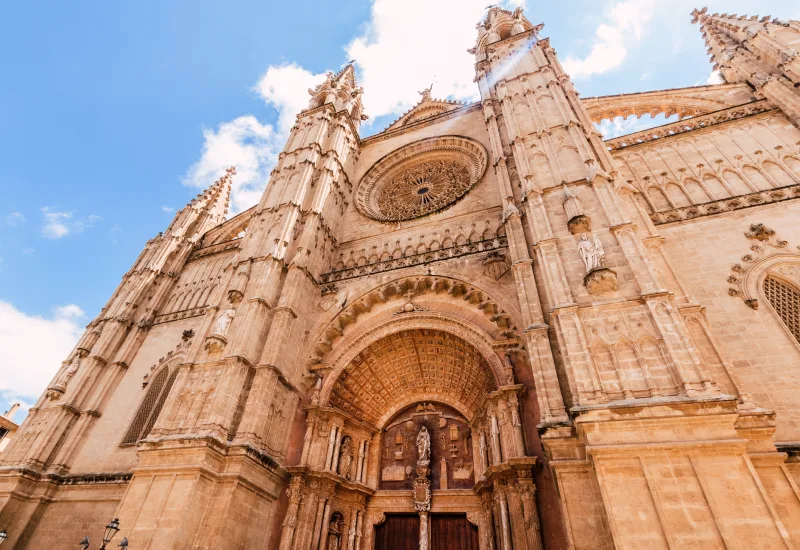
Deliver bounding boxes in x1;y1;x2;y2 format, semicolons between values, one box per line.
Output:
691;7;708;24
418;84;433;102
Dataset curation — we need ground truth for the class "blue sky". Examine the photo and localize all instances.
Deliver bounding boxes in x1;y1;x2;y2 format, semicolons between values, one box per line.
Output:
1;0;797;420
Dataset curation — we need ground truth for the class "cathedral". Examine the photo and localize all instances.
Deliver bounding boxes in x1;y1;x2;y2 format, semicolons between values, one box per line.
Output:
3;6;800;549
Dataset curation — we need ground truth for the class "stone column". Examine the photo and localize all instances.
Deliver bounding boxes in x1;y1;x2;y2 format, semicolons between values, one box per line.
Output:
496;488;513;550
317;499;333;550
331;428;343;473
360;441;369;483
310;497;328;550
324;425;338;470
355;440;365;482
490;413;503;464
420;511;430;550
278;478;303;550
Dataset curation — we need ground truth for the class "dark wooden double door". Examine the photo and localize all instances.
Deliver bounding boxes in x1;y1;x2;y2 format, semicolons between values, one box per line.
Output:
374;514;479;550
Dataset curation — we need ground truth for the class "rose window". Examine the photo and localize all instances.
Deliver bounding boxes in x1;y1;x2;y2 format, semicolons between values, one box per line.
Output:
355;136;488;222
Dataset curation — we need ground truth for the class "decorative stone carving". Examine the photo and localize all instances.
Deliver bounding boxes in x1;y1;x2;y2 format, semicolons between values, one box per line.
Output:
338;437;353;480
578;232;618;294
584;267;619;295
355;135;488;222
745;223;777;241
417;426;431;466
578;233;605;272
728;223;794;309
212;307;236;337
563;186;591;234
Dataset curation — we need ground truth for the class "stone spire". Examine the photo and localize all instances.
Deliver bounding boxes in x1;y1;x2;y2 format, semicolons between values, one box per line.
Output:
306;62;367;126
166;166;234;244
692;8;800;124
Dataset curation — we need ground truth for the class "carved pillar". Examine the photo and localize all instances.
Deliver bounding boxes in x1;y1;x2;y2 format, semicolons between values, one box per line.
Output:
331;427;343;473
279;477;304;550
516;475;543;550
419;512;430;550
355;440;365;483
489;412;503;465
324;425;338;470
317;499;333;550
495;484;513;550
310;496;328;550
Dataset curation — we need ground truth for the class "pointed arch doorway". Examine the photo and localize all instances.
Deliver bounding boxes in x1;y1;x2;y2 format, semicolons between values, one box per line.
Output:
283;318;543;550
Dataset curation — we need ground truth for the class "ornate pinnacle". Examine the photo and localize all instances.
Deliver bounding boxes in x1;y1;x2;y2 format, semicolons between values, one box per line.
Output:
691;7;708;24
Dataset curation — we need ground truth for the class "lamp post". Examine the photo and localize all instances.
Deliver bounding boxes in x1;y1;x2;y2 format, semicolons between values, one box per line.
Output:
100;518;120;550
79;517;123;549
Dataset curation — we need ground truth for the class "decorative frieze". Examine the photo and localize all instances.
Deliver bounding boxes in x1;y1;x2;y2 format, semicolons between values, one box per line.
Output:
321;236;508;283
649;184;800;225
605;100;775;151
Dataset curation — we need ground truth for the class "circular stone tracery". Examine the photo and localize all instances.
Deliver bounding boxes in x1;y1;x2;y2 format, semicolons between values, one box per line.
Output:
356;136;488;222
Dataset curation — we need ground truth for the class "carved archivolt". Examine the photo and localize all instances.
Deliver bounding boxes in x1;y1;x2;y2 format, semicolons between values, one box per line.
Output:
330;329;497;427
308;275;520;366
355;136;488;222
727;224;800;311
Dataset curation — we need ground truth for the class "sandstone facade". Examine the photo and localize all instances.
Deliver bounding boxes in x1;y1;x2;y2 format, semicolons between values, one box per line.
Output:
2;7;800;549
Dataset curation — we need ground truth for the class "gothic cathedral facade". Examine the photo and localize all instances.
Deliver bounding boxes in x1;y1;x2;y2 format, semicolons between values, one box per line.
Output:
3;7;800;550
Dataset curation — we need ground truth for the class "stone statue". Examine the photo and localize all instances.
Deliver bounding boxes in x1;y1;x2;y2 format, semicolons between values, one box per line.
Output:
338;438;353;480
417;426;431;465
212;307;236;337
578;233;605;272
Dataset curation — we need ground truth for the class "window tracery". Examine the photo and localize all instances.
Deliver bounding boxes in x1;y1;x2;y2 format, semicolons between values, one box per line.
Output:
764;274;800;344
122;367;179;445
355;136;488;222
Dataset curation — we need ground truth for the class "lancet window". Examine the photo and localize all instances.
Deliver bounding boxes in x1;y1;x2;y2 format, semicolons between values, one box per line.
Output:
764;275;800;344
121;367;179;445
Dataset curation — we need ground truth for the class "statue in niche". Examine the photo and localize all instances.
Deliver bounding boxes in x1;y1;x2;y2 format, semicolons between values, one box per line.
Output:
417;426;431;466
578;233;606;273
338;438;353;480
59;353;83;386
326;516;341;550
212;307;236;337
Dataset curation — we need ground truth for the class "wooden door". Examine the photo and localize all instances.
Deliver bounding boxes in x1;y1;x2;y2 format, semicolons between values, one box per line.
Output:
374;514;420;550
431;514;479;550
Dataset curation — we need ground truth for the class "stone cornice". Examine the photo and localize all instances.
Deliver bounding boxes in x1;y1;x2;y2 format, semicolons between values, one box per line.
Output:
649;183;800;225
361;103;482;146
321;236;508;283
606;100;775;151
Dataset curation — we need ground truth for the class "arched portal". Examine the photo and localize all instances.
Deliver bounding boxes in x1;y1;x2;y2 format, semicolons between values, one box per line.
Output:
279;318;544;550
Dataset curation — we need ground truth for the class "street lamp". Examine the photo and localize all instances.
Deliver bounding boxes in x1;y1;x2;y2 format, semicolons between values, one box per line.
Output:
0;529;7;545
79;517;122;549
100;518;121;550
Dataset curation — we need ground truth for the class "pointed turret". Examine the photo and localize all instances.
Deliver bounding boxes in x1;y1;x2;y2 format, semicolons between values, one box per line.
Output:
169;166;234;239
305;62;367;128
692;7;800;125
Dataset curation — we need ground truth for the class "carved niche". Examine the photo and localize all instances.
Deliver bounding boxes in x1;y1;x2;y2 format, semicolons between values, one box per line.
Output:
379;402;474;491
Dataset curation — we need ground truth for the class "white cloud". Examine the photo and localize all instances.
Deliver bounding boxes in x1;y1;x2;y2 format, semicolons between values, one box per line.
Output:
160;205;175;213
184;65;327;214
596;113;680;139
0;302;86;418
40;208;102;239
255;64;327;133
183;116;281;214
563;0;656;80
5;212;25;227
705;70;724;85
346;0;489;119
22;248;34;255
